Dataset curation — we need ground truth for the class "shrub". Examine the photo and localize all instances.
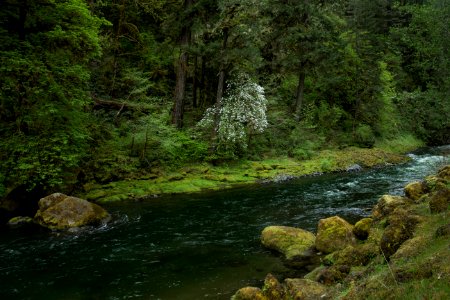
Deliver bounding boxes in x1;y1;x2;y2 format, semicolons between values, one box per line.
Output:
355;124;376;147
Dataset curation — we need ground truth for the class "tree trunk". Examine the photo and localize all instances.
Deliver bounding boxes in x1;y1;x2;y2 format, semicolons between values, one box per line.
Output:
211;27;229;148
18;0;27;41
172;0;193;128
200;56;207;107
192;55;198;108
294;68;306;121
172;51;188;128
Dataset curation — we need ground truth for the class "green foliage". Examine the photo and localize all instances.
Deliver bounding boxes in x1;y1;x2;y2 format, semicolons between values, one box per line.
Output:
395;90;450;144
0;0;446;200
355;124;376;148
377;61;401;139
0;0;106;192
319;157;335;172
0;173;5;198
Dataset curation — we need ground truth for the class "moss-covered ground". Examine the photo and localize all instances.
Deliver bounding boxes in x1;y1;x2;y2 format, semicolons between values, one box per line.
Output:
332;206;450;300
80;145;415;203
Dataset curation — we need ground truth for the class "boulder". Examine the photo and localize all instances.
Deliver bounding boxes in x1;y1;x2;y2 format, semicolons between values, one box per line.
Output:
372;195;411;220
437;165;450;181
326;244;378;268
422;175;446;193
38;193;67;211
34;193;111;230
390;236;426;260
316;265;350;285
262;273;285;300
435;223;450;238
303;265;327;281
315;216;356;254
7;216;35;227
404;181;425;202
261;226;316;261
232;287;267;300
346;164;362;172
380;207;422;258
353;217;373;240
284;278;329;300
429;188;450;214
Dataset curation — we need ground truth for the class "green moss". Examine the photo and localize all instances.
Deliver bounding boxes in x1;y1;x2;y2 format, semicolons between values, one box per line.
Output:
80;147;412;203
330;191;450;300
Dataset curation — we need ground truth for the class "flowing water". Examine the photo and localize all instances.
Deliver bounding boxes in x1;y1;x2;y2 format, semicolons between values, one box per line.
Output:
0;147;448;300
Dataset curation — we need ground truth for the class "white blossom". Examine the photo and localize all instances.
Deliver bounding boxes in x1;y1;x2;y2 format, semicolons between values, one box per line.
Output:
198;73;268;149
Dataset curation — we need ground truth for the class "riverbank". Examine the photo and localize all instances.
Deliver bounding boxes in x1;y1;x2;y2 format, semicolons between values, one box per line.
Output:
81;144;417;203
232;165;450;300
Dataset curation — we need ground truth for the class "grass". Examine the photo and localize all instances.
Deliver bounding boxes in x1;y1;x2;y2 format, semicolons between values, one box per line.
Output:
331;205;450;299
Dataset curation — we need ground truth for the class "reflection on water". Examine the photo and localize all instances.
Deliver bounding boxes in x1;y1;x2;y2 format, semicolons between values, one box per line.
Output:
0;146;448;299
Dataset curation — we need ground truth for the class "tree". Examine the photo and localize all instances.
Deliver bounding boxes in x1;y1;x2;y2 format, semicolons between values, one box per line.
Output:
0;0;106;195
172;0;194;128
198;73;267;154
266;0;341;120
390;0;450;144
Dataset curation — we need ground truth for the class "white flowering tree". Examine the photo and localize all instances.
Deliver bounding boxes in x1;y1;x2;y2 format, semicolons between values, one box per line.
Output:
198;73;268;152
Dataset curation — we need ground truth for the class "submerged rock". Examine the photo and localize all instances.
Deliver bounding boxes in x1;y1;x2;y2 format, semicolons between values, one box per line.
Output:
261;226;316;261
34;193;111;230
7;216;35;228
284;278;329;300
315;216;356;254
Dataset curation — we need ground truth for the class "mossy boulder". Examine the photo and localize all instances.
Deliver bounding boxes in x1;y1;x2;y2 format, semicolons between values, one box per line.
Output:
262;273;285;300
261;226;316;261
34;193;111;230
435;223;450;238
372;195;411;220
303;265;327;281
7;216;35;227
329;244;379;267
404;181;425;202
390;236;427;260
429;187;450;214
353;217;373;240
284;278;329;300
380;207;422;258
316;265;350;285
437;165;450;181
232;287;267;300
38;192;68;211
315;216;356;254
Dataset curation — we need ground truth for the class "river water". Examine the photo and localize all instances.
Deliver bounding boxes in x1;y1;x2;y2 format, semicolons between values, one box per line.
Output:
0;147;448;299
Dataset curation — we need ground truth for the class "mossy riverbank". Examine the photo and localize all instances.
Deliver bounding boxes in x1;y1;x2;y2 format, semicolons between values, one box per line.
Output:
81;143;417;203
232;165;450;300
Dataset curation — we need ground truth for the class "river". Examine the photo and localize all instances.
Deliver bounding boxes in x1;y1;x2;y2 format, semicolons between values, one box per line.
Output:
0;146;448;299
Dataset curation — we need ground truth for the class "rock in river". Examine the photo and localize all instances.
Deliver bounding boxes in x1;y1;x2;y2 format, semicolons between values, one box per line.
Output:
34;193;111;230
261;226;316;262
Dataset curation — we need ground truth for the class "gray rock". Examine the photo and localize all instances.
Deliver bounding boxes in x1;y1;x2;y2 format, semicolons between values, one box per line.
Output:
346;164;362;172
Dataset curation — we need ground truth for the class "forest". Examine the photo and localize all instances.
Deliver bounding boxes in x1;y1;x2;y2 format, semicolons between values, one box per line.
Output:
0;0;449;205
